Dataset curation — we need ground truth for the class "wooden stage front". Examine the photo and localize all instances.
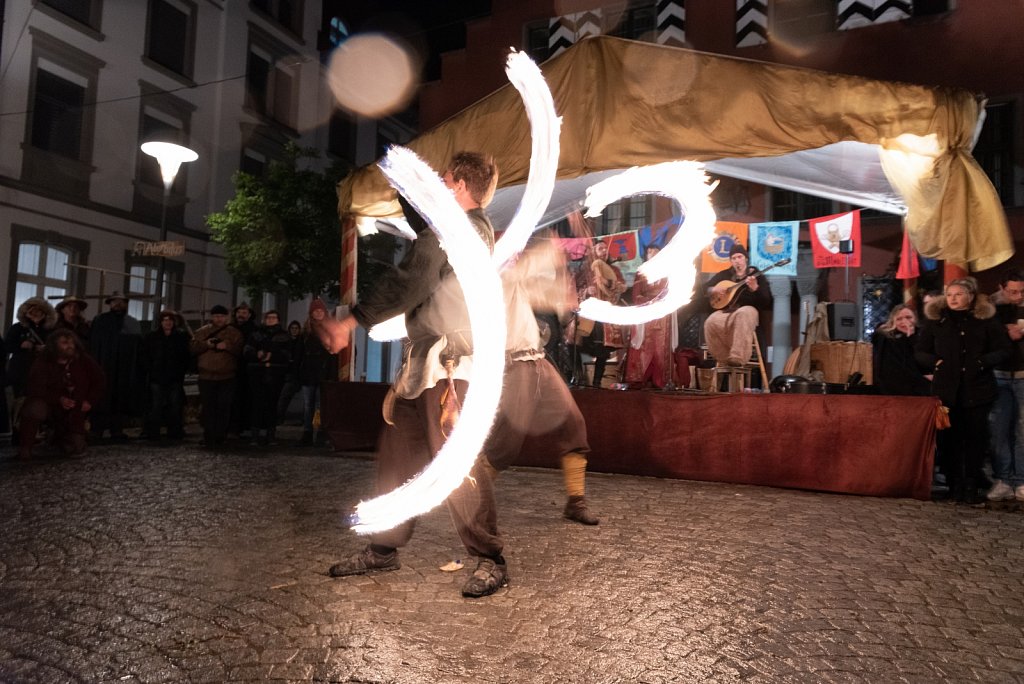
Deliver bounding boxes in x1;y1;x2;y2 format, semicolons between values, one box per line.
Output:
321;382;936;501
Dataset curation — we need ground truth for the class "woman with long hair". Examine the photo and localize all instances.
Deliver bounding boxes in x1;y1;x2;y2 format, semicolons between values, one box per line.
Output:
872;303;930;396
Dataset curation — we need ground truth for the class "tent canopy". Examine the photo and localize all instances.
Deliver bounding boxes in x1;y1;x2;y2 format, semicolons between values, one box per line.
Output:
338;36;1011;271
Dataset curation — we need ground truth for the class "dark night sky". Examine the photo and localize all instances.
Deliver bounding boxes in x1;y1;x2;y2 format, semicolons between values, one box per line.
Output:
323;1;493;81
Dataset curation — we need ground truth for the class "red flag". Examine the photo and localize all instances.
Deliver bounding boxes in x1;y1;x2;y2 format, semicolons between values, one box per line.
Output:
895;229;920;280
809;210;861;268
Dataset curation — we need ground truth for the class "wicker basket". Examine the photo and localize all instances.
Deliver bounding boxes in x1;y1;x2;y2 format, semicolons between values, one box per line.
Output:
808;341;873;384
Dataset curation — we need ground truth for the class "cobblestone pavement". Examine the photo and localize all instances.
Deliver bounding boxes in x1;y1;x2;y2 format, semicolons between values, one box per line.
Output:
1;433;1024;684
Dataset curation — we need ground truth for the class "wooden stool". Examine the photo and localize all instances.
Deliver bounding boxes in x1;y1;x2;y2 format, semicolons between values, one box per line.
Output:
708;332;769;393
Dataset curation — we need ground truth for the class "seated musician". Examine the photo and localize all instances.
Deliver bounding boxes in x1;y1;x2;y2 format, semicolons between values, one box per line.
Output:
703;244;773;366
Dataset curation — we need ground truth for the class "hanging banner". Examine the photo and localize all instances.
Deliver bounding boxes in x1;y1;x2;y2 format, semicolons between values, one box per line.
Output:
596;229;642;287
638;216;683;257
701;221;748;273
895;228;920;280
749;221;798;276
809;210;861;268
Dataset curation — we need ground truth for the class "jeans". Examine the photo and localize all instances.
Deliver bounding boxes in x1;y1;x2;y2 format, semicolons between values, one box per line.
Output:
301;383;320;434
989;376;1024;487
144;382;184;438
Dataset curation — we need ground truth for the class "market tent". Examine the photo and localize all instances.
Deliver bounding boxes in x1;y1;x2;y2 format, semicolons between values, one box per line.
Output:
337;35;1011;271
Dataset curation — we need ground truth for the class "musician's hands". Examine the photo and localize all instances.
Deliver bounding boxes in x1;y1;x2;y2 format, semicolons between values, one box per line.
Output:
80;400;91;413
746;275;759;291
318;315;358;353
60;396;76;410
21;340;34;350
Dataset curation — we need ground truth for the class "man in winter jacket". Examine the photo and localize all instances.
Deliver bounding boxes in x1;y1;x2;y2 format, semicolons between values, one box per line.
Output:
141;310;191;440
190;305;243;448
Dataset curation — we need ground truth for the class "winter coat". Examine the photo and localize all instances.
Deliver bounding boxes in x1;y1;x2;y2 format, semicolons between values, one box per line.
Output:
244;324;292;369
143;328;192;385
299;332;337;386
915;295;1011;408
27;348;106;413
89;309;144;414
190;323;243;381
871;330;930;396
4;297;57;394
990;291;1024;372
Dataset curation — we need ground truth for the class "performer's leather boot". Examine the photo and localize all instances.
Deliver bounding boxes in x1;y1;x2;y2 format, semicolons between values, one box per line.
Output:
564;495;599;525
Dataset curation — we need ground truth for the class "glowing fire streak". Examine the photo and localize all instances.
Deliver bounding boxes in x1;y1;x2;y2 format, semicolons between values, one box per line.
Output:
369;49;560;342
351;147;507;534
491;50;561;269
577;162;719;325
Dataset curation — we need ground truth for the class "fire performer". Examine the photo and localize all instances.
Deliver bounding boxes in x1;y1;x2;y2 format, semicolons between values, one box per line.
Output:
320;152;510;598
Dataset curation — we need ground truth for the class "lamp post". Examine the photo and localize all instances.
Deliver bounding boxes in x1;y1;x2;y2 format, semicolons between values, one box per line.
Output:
140;141;198;311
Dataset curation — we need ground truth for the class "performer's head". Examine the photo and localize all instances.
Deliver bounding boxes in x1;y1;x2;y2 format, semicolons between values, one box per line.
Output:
728;244;748;274
593;240;609;261
210;304;229;326
47;329;82;360
444;152;498;210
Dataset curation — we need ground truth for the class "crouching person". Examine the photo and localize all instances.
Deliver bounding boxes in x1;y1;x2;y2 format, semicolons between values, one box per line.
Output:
18;330;105;459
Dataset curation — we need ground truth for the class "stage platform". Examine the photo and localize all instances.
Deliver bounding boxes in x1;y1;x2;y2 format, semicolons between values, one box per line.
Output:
321;382;936;500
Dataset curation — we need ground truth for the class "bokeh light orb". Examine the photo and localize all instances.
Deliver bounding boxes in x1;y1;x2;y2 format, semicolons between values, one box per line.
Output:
327;33;417;118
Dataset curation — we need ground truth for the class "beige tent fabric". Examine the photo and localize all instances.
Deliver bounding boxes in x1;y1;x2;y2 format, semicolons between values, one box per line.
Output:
338;36;1010;271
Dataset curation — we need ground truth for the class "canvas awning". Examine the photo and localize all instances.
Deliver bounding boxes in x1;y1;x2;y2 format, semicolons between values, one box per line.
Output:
338;35;1012;271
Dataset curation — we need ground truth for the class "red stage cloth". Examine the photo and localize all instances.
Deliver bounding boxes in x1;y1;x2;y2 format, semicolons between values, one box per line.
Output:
322;383;935;500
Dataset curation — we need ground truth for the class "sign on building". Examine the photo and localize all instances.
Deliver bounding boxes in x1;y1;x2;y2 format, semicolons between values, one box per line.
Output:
132;241;185;257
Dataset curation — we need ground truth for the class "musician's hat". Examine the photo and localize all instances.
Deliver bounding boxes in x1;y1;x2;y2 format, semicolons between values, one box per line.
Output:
104;291;129;304
728;243;748;258
56;295;88;312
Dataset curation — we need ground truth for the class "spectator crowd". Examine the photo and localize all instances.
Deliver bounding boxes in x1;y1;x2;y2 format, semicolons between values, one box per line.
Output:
2;293;337;459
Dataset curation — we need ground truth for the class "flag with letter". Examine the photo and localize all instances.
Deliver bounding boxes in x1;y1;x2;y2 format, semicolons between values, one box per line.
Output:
701;221;748;273
809;210;861;268
749;221;798;276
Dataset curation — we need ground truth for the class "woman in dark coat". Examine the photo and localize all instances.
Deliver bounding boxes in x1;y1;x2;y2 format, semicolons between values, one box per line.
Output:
872;304;930;396
916;278;1011;503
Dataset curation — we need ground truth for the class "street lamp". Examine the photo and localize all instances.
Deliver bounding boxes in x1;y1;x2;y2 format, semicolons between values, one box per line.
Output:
140;141;198;310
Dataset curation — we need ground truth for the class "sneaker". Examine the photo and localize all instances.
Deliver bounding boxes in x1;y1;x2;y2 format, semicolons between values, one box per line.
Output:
564;496;600;525
461;557;508;598
328;546;400;577
1016;485;1024;502
986;480;1015;501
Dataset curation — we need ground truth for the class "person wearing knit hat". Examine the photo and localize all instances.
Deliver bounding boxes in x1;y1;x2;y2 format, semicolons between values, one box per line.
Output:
703;242;772;371
190;305;244;448
299;298;336;446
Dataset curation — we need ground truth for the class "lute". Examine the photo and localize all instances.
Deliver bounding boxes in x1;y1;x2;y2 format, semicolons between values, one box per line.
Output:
708;258;791;310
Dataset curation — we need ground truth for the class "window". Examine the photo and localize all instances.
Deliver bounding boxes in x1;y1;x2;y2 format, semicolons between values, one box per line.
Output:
126;258;183;323
21;30;103;196
146;0;196;78
593;196;652;234
772;0;835;36
31;67;86;159
524;20;549;63
245;35;297;128
251;0;304;35
607;4;657;40
39;0;101;29
240;149;267;177
8;226;89;327
328;110;356;161
974;101;1015;206
771;189;834;221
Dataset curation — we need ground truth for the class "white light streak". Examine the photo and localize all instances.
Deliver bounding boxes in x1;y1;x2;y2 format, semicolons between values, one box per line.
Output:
368;50;560;343
351;146;507;534
578;162;719;325
491;49;561;269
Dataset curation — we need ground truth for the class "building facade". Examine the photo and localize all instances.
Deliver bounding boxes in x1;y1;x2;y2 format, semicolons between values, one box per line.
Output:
0;0;340;329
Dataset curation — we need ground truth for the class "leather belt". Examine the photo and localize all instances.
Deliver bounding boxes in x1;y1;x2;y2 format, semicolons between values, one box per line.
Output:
507;349;544;362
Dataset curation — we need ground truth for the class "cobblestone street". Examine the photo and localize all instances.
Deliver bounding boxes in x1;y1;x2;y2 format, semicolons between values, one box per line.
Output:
1;435;1023;683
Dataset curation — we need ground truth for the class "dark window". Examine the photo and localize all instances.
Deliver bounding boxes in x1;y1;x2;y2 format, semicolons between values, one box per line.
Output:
913;0;950;16
328;110;356;161
525;21;549;63
246;51;271;115
31;69;85;159
240;151;266;177
771;189;833;221
147;0;189;75
974;101;1015;206
251;0;302;34
608;5;657;40
40;0;93;25
594;196;652;234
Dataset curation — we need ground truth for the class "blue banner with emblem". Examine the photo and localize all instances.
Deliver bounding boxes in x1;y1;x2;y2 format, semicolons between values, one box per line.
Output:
749;221;798;276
